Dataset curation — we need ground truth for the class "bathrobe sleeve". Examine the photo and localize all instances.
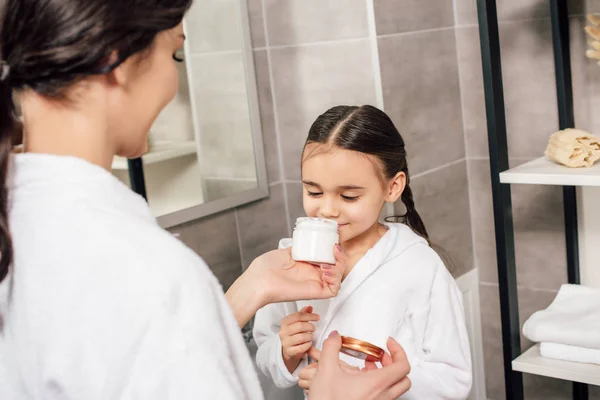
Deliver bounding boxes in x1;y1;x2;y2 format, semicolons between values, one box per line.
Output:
252;237;309;388
116;261;255;400
398;265;472;400
253;301;309;389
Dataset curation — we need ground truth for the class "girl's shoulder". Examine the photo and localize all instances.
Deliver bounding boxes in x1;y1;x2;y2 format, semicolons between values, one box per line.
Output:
385;223;456;283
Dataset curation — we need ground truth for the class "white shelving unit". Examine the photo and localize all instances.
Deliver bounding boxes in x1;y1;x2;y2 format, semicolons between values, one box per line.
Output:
112;140;196;170
513;344;600;386
500;156;600;187
500;156;600;387
479;0;597;397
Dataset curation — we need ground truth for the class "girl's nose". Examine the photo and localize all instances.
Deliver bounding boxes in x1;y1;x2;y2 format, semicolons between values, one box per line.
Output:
320;198;340;219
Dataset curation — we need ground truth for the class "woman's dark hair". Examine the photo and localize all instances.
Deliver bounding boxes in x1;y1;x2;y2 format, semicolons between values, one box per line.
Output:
0;0;192;283
304;105;429;241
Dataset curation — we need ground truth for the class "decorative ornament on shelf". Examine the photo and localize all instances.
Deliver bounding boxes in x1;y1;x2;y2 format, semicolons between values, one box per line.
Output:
545;129;600;168
544;16;600;169
585;14;600;64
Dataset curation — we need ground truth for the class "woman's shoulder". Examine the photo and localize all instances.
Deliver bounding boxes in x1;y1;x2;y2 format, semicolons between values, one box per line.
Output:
105;221;218;293
49;199;221;300
10;205;224;345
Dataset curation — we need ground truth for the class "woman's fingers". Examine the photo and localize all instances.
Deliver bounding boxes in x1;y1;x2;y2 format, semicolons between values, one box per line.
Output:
319;244;347;295
386;376;412;399
308;345;321;362
363;361;378;371
298;363;318;390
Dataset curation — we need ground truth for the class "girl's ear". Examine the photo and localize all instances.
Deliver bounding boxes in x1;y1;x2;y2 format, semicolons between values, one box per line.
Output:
385;171;406;203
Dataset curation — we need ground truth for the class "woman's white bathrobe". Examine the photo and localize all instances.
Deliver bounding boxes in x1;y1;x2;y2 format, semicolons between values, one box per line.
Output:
253;224;472;399
0;154;263;399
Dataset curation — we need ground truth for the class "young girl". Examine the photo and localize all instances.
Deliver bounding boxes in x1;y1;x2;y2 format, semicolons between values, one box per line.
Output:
253;105;472;399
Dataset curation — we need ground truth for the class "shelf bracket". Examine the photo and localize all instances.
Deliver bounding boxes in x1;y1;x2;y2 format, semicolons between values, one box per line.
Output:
476;0;524;398
550;0;588;398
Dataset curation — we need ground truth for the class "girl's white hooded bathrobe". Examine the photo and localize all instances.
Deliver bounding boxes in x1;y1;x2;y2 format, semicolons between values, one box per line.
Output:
253;223;473;399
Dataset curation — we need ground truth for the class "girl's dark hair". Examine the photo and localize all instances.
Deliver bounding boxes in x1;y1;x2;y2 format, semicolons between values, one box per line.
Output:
304;105;429;241
0;0;192;283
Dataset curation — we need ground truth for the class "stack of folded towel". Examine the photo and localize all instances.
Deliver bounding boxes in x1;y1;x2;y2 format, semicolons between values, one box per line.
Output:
522;284;600;364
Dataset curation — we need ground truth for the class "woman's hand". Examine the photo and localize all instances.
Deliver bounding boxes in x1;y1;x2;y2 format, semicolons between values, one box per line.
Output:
225;245;345;327
308;332;412;400
298;354;359;396
298;362;318;395
250;245;346;305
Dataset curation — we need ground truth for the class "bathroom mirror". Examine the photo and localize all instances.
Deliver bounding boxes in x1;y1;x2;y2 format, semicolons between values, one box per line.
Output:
111;0;267;228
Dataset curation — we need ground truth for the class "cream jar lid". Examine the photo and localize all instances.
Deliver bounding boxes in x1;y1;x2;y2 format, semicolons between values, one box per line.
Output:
340;336;385;362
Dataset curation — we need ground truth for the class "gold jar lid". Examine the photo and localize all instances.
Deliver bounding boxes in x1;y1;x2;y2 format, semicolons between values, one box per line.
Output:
340;336;385;362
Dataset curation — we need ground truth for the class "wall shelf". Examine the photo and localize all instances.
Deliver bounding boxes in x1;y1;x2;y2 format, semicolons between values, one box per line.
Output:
112;140;196;170
500;156;600;187
513;344;600;386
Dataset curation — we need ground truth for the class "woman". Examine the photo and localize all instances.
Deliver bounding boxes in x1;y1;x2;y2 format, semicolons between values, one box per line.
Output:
0;0;411;398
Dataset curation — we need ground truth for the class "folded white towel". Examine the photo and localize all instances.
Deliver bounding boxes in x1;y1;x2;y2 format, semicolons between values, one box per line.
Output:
540;342;600;365
522;284;600;349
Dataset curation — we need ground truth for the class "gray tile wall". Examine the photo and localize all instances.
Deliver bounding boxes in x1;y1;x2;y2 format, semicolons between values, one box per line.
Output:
262;0;369;46
374;0;454;35
374;2;474;279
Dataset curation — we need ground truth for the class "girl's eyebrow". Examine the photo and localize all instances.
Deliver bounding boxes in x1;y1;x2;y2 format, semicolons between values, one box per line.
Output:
339;185;365;190
302;180;320;187
302;180;365;190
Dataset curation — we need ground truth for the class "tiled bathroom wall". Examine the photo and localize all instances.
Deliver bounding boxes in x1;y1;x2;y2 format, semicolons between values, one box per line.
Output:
374;0;474;279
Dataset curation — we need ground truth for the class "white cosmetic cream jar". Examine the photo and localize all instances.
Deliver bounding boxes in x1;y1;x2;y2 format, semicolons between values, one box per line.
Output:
291;217;339;264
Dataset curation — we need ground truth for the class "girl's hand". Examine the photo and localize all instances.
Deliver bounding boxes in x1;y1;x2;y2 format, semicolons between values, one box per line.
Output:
279;306;320;373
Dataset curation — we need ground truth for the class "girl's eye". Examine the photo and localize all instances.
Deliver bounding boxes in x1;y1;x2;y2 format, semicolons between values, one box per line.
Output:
342;195;359;202
173;54;184;63
307;191;323;197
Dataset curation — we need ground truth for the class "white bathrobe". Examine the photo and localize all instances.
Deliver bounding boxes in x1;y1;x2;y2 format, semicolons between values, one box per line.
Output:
0;154;263;399
253;224;472;399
